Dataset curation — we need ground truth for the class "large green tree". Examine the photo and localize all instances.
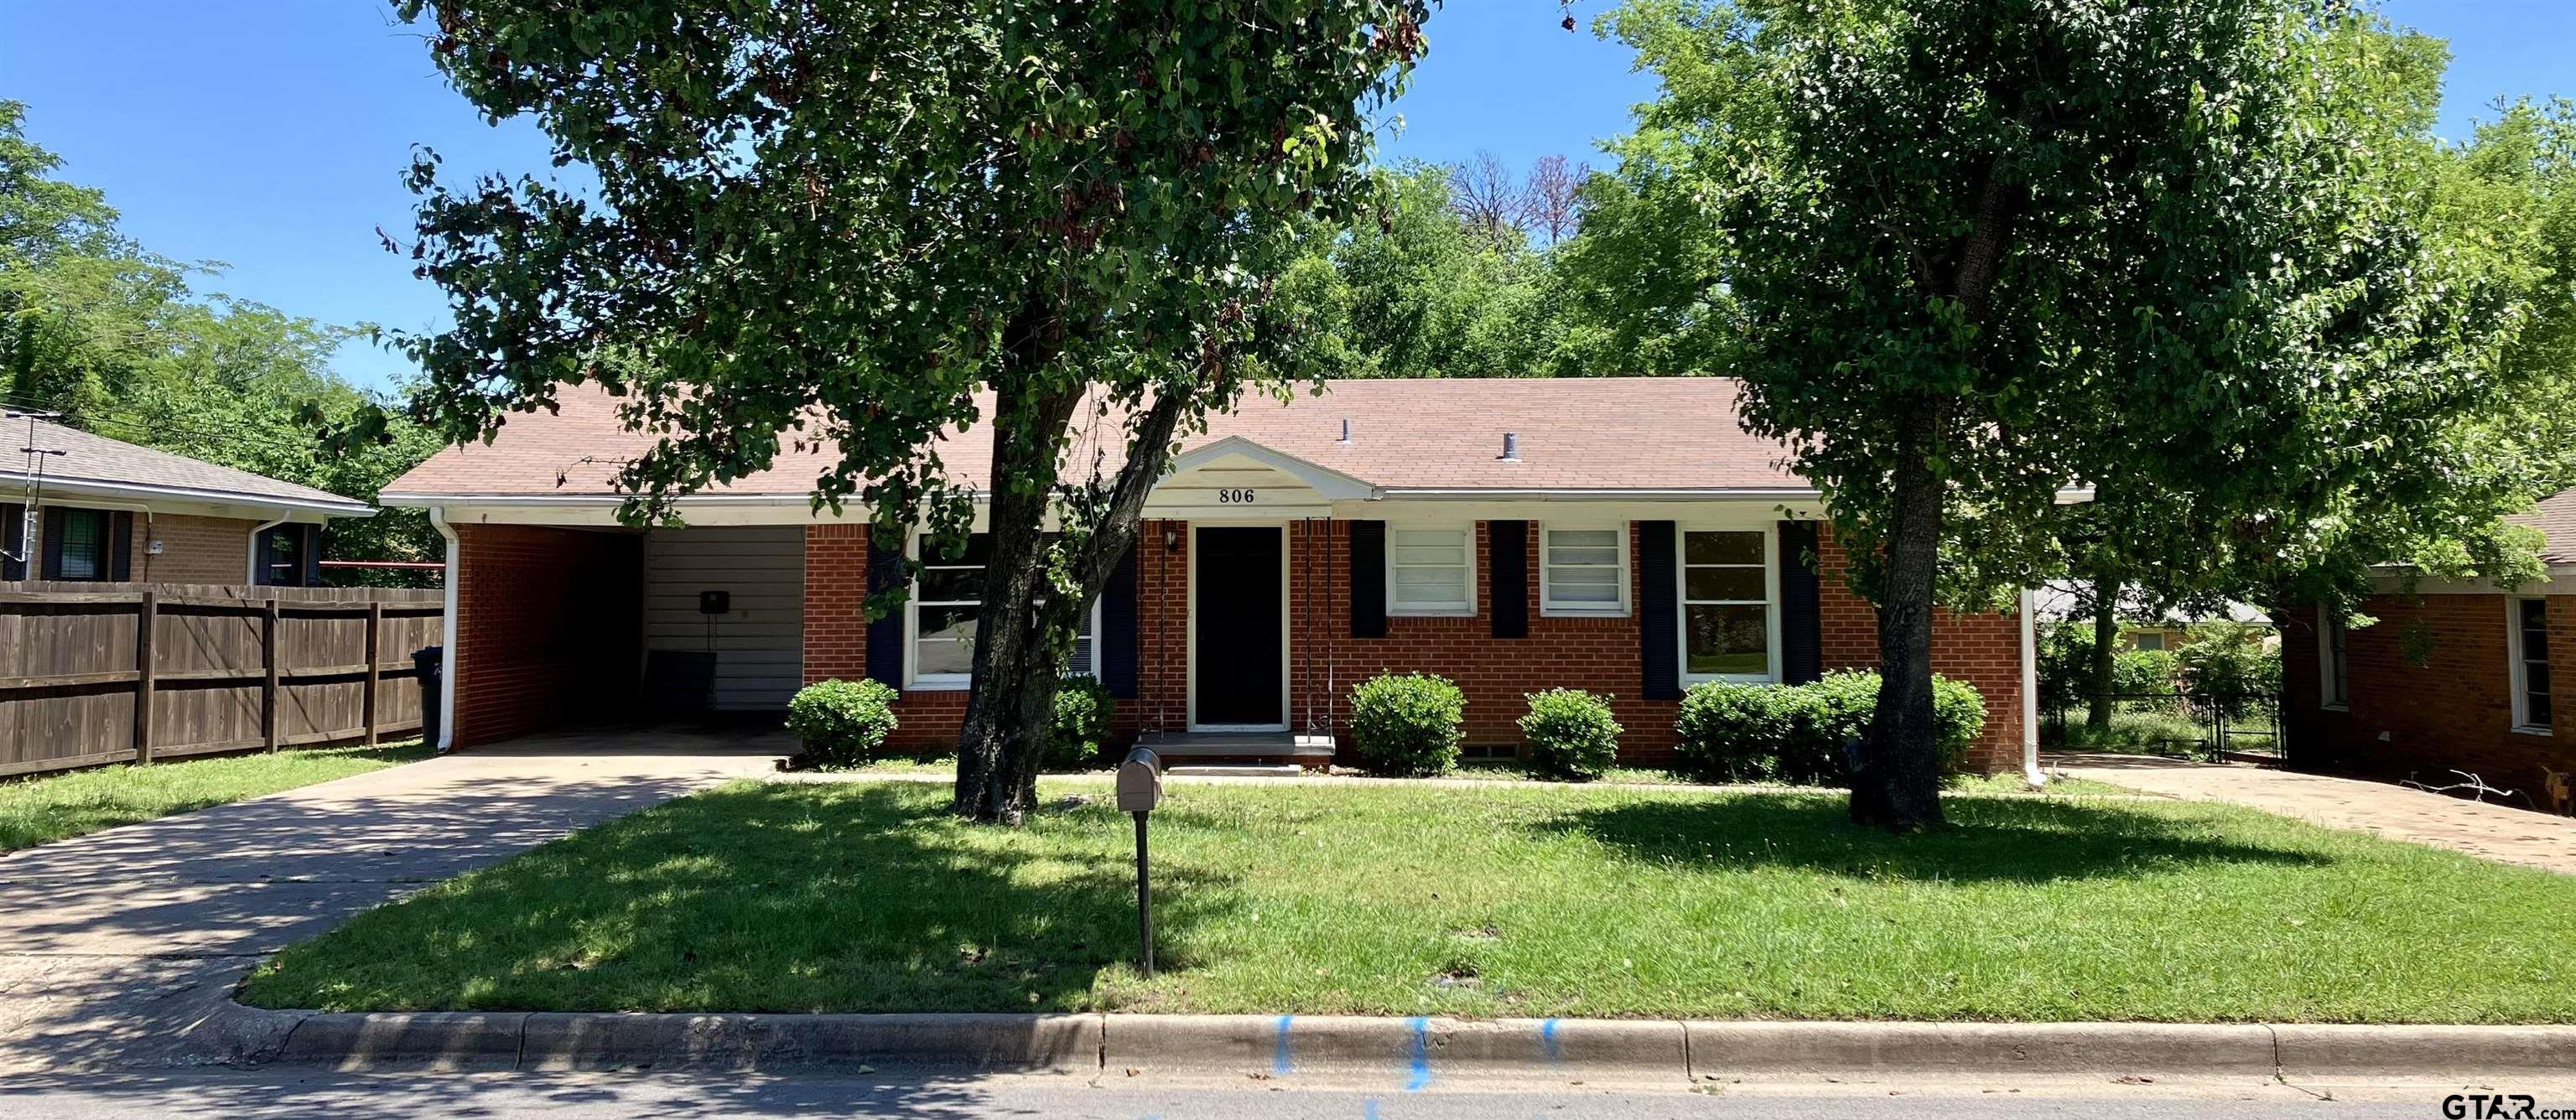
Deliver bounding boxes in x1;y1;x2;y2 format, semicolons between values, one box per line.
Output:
1606;0;2527;828
0;101;442;579
384;0;1429;823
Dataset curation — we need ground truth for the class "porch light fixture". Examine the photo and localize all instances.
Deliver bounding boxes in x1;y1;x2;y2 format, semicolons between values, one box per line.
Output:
1498;432;1520;462
1164;526;1180;552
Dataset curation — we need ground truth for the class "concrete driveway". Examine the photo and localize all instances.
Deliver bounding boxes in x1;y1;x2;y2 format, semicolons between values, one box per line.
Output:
0;730;785;1072
2049;752;2576;875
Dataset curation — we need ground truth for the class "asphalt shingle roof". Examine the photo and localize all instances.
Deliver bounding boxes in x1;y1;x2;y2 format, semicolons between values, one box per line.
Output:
383;377;1806;499
2511;487;2576;567
0;417;368;512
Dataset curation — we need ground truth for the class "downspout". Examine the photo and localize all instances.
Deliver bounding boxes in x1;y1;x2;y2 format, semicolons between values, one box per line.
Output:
2019;585;2045;788
247;516;287;583
432;506;460;754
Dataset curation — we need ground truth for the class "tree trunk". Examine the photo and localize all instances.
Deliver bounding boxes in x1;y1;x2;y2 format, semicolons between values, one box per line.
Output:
2085;568;2118;734
1848;393;1950;832
950;380;1085;825
950;318;1200;823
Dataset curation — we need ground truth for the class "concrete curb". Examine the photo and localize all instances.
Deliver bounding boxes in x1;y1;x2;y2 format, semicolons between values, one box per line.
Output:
212;1000;2576;1083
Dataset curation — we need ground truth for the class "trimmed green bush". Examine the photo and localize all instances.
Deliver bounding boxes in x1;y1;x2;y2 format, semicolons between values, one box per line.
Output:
1673;671;1987;785
1347;672;1466;776
1046;675;1117;770
1518;688;1622;780
785;678;901;767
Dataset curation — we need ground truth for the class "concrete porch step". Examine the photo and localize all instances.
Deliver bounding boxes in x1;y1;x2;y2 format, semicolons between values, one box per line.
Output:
1135;730;1333;762
1165;764;1306;778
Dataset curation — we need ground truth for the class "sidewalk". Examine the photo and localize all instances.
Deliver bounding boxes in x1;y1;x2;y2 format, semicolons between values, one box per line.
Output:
2048;752;2576;874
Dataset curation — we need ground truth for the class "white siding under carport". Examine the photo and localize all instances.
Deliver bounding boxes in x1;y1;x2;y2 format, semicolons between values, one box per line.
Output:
641;526;803;711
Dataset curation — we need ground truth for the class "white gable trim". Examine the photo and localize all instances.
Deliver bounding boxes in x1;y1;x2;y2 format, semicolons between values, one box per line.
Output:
1161;436;1378;501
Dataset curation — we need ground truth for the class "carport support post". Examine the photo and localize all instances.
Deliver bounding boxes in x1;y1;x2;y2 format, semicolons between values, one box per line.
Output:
1134;811;1153;978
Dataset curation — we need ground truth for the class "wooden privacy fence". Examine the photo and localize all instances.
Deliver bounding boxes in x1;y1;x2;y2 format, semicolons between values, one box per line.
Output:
0;583;444;779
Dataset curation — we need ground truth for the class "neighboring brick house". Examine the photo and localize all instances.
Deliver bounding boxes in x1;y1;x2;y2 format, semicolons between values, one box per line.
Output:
2281;487;2576;812
0;417;371;586
383;379;2045;775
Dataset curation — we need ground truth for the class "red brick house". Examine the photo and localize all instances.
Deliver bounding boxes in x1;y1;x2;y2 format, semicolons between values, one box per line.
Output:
2281;487;2576;812
382;379;2042;775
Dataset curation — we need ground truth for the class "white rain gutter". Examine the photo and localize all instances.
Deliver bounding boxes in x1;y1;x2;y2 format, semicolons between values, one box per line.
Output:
2018;586;2045;788
431;506;460;754
245;516;287;583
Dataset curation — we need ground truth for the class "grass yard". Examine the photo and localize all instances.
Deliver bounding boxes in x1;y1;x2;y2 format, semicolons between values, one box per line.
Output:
0;741;433;854
239;778;2576;1023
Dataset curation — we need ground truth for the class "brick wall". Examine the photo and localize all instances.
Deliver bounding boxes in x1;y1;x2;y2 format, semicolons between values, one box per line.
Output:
138;513;256;584
2282;594;2573;799
450;523;641;747
1812;532;2027;772
800;516;2029;771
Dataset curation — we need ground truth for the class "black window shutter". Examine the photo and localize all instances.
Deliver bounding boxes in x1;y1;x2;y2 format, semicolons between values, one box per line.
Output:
1779;520;1823;683
39;506;65;581
1489;520;1528;639
1;503;22;581
865;538;906;689
1638;520;1680;700
1348;520;1386;639
299;523;322;587
254;526;278;586
1101;541;1140;699
110;511;133;582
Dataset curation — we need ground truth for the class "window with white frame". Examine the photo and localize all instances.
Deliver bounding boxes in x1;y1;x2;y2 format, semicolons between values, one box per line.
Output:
1541;526;1627;615
1387;526;1474;615
2511;598;2552;732
1680;529;1771;679
909;533;1097;688
2319;614;2350;710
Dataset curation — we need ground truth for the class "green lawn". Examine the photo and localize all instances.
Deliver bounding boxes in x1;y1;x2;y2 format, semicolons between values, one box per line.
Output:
239;778;2576;1023
0;741;434;853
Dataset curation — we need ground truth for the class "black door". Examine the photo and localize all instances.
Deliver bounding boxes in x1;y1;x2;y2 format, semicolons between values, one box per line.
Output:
1194;526;1284;726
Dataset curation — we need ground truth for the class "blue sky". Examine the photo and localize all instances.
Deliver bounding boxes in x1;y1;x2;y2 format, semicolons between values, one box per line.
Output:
0;0;2568;392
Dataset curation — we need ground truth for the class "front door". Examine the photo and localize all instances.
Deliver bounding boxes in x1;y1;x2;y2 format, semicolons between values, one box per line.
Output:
1193;526;1284;728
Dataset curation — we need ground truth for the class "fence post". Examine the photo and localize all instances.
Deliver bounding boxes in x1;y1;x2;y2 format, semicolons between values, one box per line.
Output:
262;596;280;752
362;601;382;746
134;590;157;765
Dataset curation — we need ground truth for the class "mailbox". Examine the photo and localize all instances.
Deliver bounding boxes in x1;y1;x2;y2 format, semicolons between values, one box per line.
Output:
1116;747;1163;812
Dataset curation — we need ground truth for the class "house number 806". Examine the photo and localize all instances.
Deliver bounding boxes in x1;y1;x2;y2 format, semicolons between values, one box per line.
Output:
1217;488;1257;504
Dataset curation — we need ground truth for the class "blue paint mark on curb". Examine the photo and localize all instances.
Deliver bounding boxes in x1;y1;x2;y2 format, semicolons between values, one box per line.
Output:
1363;1102;1381;1120
1540;1018;1562;1066
1405;1016;1431;1091
1274;1014;1294;1076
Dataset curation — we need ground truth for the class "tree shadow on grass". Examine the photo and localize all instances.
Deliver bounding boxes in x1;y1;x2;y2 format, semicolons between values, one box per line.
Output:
1534;791;2330;884
240;782;1240;1015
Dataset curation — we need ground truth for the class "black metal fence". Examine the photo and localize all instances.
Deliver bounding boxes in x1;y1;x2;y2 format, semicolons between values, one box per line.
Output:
2042;689;2283;764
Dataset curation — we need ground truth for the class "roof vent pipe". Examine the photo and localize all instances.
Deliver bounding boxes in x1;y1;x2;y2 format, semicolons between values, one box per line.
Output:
1498;432;1520;462
1339;417;1352;443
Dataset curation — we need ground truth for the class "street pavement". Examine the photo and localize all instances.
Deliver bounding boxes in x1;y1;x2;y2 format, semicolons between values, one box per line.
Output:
8;1067;2550;1119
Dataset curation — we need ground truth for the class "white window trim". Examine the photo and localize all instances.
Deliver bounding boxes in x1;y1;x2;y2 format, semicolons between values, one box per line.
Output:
1540;524;1630;617
2317;614;2350;713
903;533;1102;692
1675;524;1782;686
1384;522;1478;618
2507;597;2553;735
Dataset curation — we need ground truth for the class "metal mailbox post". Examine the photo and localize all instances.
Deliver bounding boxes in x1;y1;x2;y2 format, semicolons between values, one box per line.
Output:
1117;747;1163;977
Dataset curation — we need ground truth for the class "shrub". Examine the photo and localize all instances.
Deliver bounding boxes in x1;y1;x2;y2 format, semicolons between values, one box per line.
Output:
1518;688;1622;780
1674;682;1797;783
2177;628;2279;718
1347;672;1466;776
785;678;901;767
1674;671;1987;784
1046;675;1116;770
